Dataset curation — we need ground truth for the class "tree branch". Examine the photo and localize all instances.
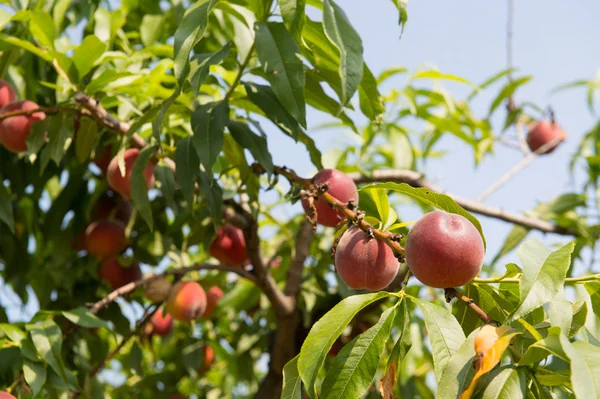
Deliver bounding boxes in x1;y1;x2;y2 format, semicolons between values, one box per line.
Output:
445;288;496;325
284;220;315;301
347;169;576;236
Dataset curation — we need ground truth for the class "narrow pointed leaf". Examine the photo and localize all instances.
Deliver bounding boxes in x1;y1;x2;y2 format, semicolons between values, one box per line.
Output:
131;145;157;230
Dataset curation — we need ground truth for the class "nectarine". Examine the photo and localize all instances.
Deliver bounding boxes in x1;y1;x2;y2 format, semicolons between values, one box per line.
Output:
202;286;223;319
0;100;46;153
167;281;207;322
301;169;358;227
84;220;128;259
526;121;566;154
0;80;16;109
151;308;173;336
405;211;484;288
209;225;248;267
334;226;399;290
107;148;155;199
99;258;142;290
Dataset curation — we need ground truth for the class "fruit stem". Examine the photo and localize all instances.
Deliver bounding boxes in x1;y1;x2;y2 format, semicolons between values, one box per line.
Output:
445;287;495;324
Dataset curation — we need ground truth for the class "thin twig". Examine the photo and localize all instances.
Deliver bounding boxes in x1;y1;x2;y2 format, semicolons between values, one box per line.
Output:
0;106;87;121
284;220;315;300
445;288;496;325
225;43;255;100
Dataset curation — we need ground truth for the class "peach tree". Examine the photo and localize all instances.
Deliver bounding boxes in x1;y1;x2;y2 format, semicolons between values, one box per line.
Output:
0;0;599;398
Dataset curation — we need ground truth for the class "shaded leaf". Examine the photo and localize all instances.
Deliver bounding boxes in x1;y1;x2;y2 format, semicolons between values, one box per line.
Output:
75;117;98;163
189;43;231;97
23;359;46;397
62;307;109;329
228;121;274;175
175;137;200;206
0;182;14;234
131;145;157;230
281;355;302;399
279;0;306;39
191;101;229;174
358;63;385;121
478;367;526;399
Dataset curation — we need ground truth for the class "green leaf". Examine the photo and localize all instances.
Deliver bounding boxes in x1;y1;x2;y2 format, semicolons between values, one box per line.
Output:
0;183;14;234
452;284;507;334
198;171;223;227
72;35;105;79
281;355;302;399
28;319;69;386
304;71;357;132
412;70;472;85
279;0;306;39
365;188;389;228
361;182;486;249
391;0;408;34
488;76;532;116
479;367;526;399
173;0;217;83
467;68;516;100
61;307;109;329
298;292;392;398
358;63;385;121
75;117;98;163
228;121;274;175
437;331;476;399
547;299;573;336
0;34;53;62
29;11;56;49
131;145;157;230
244;82;300;140
322;0;364;106
175;137;200;206
298;130;324;170
155;165;176;207
507;240;574;322
585;282;600;319
321;305;397;399
189;43;231;97
151;91;179;143
254;22;306;127
570;301;588;338
191;101;229;174
40;114;73;173
0;324;26;343
491;225;530;265
410;297;466;381
140;15;163;46
562;338;600;398
23;359;46;397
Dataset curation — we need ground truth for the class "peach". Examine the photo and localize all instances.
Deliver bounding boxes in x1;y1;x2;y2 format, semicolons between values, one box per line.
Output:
0;100;46;153
150;308;173;336
202;286;223;319
84;220;128;259
405;211;484;288
93;145;113;173
99;258;142;290
301;169;358;227
0;392;17;399
200;345;215;373
526;121;566;154
106;148;156;199
92;192;133;224
167;281;207;322
0;80;16;108
334;226;399;290
209;225;248;267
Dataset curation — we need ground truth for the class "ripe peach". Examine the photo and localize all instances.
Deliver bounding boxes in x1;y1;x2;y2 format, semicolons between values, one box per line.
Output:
301;169;358;227
92;192;133;224
202;286;224;319
334;226;399;290
84;220;128;259
0;392;17;399
99;258;142;290
526;121;566;154
93;145;113;173
167;281;207;322
209;225;248;267
106;148;156;199
0;100;46;153
150;308;173;337
405;211;484;288
0;80;16;108
200;345;215;373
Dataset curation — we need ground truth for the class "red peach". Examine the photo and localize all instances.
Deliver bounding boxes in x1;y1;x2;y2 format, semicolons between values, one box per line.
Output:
167;281;207;322
0;80;17;109
405;211;484;288
209;225;248;267
99;258;142;290
106;148;156;199
200;345;215;373
0;392;17;399
526;121;566;154
334;226;399;290
0;100;46;153
84;220;128;259
150;308;173;337
301;169;358;227
202;286;224;319
92;192;133;224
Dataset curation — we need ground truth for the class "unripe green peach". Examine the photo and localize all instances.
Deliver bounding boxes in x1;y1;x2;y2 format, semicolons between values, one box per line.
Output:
334;226;399;290
167;281;207;322
0;80;17;109
99;258;142;290
0;100;46;153
405;211;484;288
301;169;358;227
84;220;128;259
526;121;566;154
106;148;155;199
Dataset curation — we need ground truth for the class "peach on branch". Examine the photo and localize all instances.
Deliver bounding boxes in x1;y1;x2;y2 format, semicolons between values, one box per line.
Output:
334;226;399;291
202;286;224;319
200;345;215;373
150;308;173;337
0;392;17;399
301;169;359;227
209;225;248;267
405;211;484;288
99;258;142;290
167;281;207;322
92;192;133;224
526;120;566;154
84;220;128;259
0;100;46;153
0;80;16;108
107;148;156;199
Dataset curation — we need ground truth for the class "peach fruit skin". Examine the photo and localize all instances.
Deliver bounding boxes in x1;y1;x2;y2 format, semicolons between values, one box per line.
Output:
107;148;156;199
167;281;207;322
200;345;215;372
526;121;566;154
84;220;128;259
334;226;399;291
0;80;17;108
405;211;485;288
99;258;142;290
301;169;359;227
92;192;133;224
151;308;173;336
0;100;46;153
209;225;248;267
202;286;224;319
0;392;17;399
